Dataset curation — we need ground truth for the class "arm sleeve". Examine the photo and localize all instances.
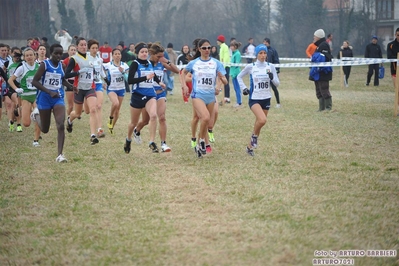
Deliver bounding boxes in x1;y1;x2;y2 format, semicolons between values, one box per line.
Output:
128;61;147;84
64;57;79;79
0;67;8;83
237;64;251;91
54;33;60;42
270;65;280;87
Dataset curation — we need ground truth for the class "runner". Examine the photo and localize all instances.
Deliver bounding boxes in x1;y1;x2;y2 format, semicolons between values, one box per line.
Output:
32;43;76;162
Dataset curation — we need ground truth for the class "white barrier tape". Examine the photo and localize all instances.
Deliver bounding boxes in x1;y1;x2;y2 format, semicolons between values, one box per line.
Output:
229;58;395;68
177;58;396;69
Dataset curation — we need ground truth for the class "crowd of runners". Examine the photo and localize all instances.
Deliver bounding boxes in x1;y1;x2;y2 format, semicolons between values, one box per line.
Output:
0;32;281;162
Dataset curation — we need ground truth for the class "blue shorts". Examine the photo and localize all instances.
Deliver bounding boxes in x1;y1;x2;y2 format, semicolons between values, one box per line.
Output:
130;92;155;109
107;89;125;97
249;98;271;110
36;90;65;110
191;91;215;105
156;90;166;101
95;83;103;92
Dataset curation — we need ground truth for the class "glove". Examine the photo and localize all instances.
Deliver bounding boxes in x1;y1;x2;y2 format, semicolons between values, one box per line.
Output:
15;88;24;94
104;78;111;86
268;72;274;80
243;88;249;96
79;67;91;74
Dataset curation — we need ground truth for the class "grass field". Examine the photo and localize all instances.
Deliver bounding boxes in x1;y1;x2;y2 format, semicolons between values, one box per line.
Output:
1;65;399;265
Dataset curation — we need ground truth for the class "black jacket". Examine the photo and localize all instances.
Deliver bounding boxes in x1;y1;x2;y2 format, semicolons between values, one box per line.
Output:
267;45;280;73
337;47;353;59
365;43;382;59
314;37;332;81
387;39;399;75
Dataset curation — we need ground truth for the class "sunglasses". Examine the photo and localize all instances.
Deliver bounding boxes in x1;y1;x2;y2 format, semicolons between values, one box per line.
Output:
200;46;212;50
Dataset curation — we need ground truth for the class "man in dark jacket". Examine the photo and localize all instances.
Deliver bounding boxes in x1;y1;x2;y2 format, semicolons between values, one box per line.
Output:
264;37;281;107
365;36;382;86
310;29;333;111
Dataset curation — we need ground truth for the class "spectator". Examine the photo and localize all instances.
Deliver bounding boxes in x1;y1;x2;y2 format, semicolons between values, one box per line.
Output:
326;33;333;52
337;40;353;87
364;35;382;86
54;29;73;58
217;34;231;104
242;37;255;63
306;42;317;58
263;37;281;108
309;29;333;111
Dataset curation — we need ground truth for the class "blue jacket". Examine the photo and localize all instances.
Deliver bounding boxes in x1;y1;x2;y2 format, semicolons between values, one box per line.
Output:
309;52;333;81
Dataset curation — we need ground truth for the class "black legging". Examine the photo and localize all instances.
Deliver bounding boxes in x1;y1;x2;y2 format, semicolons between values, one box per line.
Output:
271;82;280;104
367;64;379;86
224;67;230;98
343;66;351;83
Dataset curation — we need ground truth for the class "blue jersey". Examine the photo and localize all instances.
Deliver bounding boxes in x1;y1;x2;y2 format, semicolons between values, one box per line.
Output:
40;59;65;98
132;60;156;97
185;57;226;96
36;59;65;109
152;61;164;92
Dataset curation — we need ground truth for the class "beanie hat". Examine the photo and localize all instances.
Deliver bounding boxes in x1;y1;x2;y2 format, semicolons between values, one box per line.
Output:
167;43;173;48
217;35;225;43
255;44;268;56
314;29;325;39
372;35;378;40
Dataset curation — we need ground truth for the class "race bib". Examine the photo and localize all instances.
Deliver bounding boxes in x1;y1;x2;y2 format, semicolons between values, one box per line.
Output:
43;72;62;90
140;70;154;88
26;77;36;90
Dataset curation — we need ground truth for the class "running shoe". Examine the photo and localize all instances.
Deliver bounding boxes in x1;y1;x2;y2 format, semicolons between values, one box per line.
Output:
107;123;113;135
161;143;171;152
206;144;212;154
191;139;197;148
133;127;142;144
124;139;132;154
66;117;73;133
149;142;159;153
246;146;255;157
32;141;40;147
250;134;258;149
208;132;215;143
30;107;39;122
55;154;68;163
16;125;22;132
97;128;105;138
90;135;99;145
199;139;206;155
194;146;203;158
9;123;14;132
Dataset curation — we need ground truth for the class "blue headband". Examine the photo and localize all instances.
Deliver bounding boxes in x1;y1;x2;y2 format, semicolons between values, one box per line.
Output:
255;44;268;56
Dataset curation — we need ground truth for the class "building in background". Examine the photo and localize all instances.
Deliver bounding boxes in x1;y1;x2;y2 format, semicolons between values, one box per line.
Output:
0;0;50;47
